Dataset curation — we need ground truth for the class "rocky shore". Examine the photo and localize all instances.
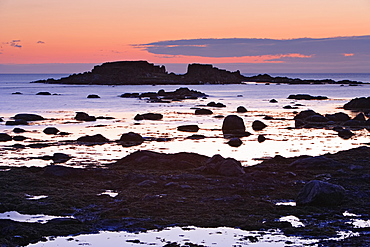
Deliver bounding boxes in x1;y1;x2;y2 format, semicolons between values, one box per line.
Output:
31;60;365;85
0;146;369;246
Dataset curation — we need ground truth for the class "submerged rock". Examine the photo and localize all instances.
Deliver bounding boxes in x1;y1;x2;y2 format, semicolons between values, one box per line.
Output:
87;94;100;98
296;180;346;206
207;102;226;107
36;91;52;95
5;119;28;126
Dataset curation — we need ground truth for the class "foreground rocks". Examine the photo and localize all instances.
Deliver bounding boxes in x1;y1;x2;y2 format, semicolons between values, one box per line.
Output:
1;146;369;246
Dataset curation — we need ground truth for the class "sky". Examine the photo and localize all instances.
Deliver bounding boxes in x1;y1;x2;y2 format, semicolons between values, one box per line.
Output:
1;0;370;74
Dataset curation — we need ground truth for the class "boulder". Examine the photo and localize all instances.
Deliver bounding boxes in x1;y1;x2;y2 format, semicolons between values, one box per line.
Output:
236;106;247;113
0;133;12;142
43;127;60;135
13;136;27;141
269;99;278;103
305;114;329;123
201;154;245;176
0;118;3;122
257;135;266;143
177;125;199;132
222;115;246;135
296;180;346;206
337;129;355;139
13;113;44;121
77;134;109;144
5;119;28;126
87;94;100;98
13;128;26;133
353;113;366;122
135;113;163;120
294;110;317;120
252;120;267;131
52;153;72;163
207;102;226;107
75;112;96;121
344;97;370;110
227;137;242;147
325;112;350;122
119;132;144;147
195;109;213;115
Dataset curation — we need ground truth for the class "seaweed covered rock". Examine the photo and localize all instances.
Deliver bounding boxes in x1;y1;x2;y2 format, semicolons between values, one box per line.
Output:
200;154;245;176
75;112;96;121
119;132;144;147
296;180;346;206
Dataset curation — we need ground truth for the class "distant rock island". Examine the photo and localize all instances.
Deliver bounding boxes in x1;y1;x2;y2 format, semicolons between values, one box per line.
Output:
32;60;365;85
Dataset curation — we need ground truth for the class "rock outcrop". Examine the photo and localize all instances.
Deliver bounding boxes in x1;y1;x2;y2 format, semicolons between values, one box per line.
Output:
32;61;245;85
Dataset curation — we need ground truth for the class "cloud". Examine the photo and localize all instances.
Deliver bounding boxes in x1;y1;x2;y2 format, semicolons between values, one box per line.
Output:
136;36;370;62
2;40;22;48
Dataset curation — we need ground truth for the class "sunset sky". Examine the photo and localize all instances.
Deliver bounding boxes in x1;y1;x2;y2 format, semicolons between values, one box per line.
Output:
1;0;369;73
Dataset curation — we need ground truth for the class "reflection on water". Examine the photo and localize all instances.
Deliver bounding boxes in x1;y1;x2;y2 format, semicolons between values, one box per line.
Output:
0;211;73;224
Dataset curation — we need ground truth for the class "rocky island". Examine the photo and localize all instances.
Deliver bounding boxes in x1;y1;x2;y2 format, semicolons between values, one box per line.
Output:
32;60;365;85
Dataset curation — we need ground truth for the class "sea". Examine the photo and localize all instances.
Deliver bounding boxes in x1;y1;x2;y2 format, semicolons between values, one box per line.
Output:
1;73;369;246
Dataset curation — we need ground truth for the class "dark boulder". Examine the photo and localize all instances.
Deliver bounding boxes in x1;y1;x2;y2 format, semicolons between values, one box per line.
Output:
207;102;226;107
0;118;3;122
222;115;246;135
296;180;346;206
252;120;267;131
5;119;28;125
36;92;52;95
52;153;72;163
305;114;329;123
177;125;200;132
75;112;96;121
77;134;109;144
344;97;370;110
353;113;366;122
257;135;266;143
43;127;60;135
13;128;26;133
119;132;144;147
12;92;22;95
200;154;245;176
227;137;242;147
337;129;355;139
195;109;213;115
269;99;278;103
293;110;317;120
14;113;44;121
325;112;350;122
87;94;100;98
236;106;247;113
0;133;12;142
13;136;27;141
135;113;163;120
343;120;364;128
